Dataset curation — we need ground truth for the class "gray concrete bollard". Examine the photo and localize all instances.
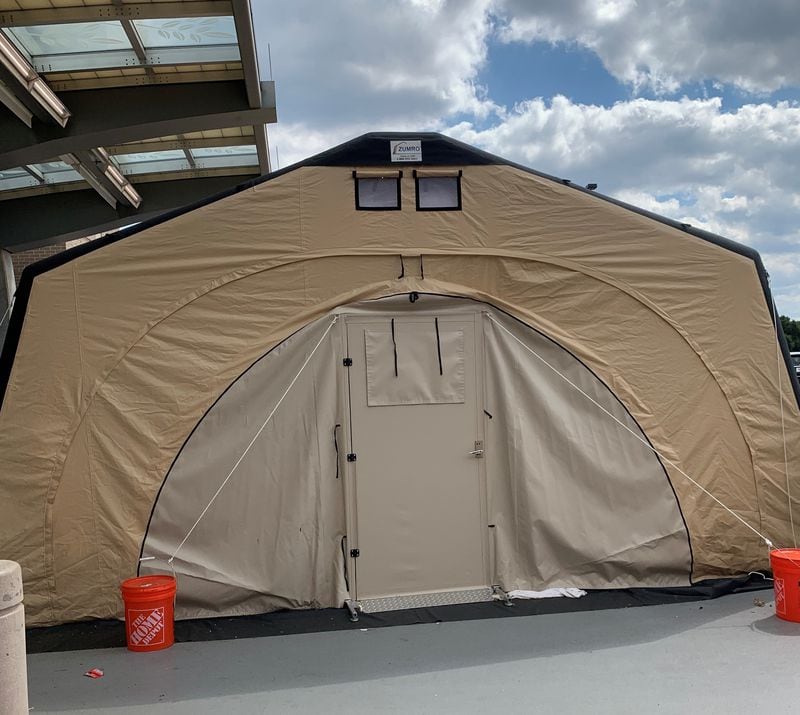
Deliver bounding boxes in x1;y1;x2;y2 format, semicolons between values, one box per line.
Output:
0;560;28;715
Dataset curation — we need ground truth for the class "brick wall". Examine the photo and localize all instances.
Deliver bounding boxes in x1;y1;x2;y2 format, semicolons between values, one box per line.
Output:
11;244;66;283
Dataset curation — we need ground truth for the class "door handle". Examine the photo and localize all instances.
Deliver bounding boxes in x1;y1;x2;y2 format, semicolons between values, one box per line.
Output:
469;440;484;458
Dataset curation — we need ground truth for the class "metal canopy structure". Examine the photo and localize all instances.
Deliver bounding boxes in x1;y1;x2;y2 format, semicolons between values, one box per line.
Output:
0;0;275;252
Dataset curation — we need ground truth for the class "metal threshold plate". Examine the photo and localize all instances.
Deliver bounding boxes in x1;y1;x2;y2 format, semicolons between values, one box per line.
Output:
360;587;493;613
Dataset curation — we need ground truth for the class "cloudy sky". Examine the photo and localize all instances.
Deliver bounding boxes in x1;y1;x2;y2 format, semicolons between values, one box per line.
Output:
252;0;800;316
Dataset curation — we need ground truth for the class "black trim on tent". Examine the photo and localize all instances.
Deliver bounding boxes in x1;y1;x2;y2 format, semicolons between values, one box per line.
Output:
26;573;771;654
2;131;798;411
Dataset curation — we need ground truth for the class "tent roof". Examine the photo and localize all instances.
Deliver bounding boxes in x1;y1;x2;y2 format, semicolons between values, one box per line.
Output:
1;131;796;409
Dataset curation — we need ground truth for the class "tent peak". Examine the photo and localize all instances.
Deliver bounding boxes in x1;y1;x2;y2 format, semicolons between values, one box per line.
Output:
300;132;502;168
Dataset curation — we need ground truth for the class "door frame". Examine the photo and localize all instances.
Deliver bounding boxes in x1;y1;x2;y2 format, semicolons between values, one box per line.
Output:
337;307;491;601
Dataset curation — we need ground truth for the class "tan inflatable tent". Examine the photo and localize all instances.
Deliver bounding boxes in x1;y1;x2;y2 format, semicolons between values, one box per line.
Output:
2;132;799;627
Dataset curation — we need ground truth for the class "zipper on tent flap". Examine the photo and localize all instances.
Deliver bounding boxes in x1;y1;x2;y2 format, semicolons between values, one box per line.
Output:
341;536;350;591
434;316;443;375
391;318;398;377
333;424;341;479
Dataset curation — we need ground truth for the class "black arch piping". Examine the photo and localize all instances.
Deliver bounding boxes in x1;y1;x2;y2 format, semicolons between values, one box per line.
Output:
138;292;694;585
1;131;798;413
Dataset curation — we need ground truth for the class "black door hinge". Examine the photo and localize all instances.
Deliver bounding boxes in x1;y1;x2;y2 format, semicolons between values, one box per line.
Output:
343;357;353;366
350;548;360;558
347;453;357;462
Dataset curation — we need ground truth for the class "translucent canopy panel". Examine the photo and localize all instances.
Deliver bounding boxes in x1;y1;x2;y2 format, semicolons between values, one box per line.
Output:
115;150;187;164
191;145;258;158
3;15;239;74
0;168;33;193
113;146;258;175
0;168;27;180
116;150;191;175
0;162;82;192
193;152;258;170
33;160;83;182
191;144;258;170
7;22;131;57
133;17;238;49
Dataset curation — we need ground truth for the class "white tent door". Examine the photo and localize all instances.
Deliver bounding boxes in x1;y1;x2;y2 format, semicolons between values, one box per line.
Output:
345;315;487;601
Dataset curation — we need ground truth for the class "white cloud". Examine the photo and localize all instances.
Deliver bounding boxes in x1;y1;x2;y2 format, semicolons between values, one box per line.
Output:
495;0;800;94
251;3;800;314
447;95;800;311
253;0;496;130
446;97;800;199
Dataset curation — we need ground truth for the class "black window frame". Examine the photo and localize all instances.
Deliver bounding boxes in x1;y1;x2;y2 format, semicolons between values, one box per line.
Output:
353;171;403;211
414;170;462;212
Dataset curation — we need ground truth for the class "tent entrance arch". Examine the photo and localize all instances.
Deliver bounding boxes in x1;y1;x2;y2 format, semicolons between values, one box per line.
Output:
343;312;491;610
140;294;691;620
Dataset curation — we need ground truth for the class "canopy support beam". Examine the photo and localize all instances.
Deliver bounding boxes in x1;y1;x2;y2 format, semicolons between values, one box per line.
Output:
0;80;276;170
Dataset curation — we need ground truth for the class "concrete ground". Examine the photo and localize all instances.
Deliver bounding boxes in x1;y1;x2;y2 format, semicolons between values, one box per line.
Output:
27;591;798;714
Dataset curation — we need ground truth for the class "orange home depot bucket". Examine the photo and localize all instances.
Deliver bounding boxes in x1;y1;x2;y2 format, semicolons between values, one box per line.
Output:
120;575;176;652
770;549;800;622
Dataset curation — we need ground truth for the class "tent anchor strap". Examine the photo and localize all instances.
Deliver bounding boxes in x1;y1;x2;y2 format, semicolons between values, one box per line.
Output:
344;599;362;622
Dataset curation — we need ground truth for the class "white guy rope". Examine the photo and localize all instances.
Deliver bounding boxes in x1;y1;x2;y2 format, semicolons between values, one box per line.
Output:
168;315;339;563
139;556;177;582
485;313;777;549
772;297;797;547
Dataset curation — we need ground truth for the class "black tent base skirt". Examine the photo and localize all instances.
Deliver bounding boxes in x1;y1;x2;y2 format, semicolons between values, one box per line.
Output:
27;574;772;654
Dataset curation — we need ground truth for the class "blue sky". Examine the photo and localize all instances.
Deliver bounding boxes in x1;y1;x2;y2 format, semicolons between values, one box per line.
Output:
479;40;628;110
253;0;800;316
480;38;800;113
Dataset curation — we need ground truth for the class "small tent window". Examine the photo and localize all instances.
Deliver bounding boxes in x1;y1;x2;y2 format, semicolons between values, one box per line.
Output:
354;172;401;210
415;172;462;211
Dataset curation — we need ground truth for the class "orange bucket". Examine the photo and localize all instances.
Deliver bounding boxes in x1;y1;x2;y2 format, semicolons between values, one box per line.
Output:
770;549;800;622
120;575;176;652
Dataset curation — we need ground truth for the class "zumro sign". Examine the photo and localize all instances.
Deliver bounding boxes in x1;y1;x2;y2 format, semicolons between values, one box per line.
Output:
390;140;422;162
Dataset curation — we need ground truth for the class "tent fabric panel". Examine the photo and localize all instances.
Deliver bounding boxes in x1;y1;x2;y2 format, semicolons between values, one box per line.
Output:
423;256;780;575
2;262;781;624
483;312;691;589
0;256;779;625
34;257;397;624
4;165;785;442
162;573;319;618
0;267;86;625
70;177;303;388
48;415;116;623
142;316;347;619
0;157;798;624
